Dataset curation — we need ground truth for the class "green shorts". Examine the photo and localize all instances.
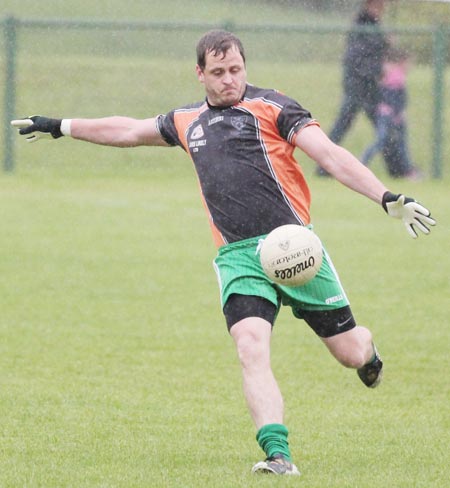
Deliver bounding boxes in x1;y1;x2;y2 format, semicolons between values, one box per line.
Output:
213;233;350;317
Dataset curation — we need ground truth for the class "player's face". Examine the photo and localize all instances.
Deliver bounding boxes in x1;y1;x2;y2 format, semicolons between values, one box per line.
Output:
196;45;247;107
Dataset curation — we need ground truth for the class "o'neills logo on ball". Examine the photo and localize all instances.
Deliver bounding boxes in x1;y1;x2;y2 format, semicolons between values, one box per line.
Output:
273;256;316;280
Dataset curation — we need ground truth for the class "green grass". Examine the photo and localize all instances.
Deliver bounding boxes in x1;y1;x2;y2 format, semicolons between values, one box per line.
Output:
1;154;449;487
0;0;354;24
1;1;449;486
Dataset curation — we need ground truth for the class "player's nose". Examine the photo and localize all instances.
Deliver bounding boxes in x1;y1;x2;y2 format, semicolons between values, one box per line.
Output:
222;72;233;84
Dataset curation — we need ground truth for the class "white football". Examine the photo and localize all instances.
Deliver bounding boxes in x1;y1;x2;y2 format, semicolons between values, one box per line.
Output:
259;224;323;286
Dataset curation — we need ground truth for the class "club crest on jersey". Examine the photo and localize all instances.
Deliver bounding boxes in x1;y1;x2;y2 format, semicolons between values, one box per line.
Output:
231;116;247;131
191;124;204;140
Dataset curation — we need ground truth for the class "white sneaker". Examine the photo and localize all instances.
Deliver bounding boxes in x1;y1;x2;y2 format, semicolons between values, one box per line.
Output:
252;454;300;476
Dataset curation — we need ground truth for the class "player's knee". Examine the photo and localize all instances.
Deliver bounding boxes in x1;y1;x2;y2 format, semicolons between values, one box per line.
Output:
343;326;373;368
235;334;268;369
324;325;374;369
231;319;271;370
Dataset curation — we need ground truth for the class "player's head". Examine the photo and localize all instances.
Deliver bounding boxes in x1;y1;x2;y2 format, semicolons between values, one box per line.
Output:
196;30;247;107
196;30;246;71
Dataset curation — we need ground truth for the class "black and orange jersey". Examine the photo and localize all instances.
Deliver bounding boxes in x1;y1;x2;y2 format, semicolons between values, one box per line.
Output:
156;84;318;247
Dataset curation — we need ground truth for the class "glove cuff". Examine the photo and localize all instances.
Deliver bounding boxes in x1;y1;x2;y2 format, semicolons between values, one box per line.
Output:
61;119;72;137
50;119;64;139
382;191;399;213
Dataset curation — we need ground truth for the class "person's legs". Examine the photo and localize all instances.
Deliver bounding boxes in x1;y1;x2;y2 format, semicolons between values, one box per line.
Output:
360;140;380;166
363;79;382;129
224;294;300;475
322;326;383;387
396;123;413;168
382;122;413;177
395;122;422;179
361;114;388;166
319;80;360;177
230;316;283;429
215;241;298;470
329;91;360;144
321;325;374;368
230;317;300;475
301;307;383;388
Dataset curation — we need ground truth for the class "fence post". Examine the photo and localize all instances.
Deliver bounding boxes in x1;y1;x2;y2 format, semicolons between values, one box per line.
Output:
431;24;446;180
3;16;17;173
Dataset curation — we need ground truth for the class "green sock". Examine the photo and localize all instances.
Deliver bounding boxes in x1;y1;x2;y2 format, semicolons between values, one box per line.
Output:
256;423;292;461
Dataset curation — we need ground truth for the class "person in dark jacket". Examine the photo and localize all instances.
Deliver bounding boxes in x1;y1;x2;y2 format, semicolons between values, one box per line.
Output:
319;0;389;176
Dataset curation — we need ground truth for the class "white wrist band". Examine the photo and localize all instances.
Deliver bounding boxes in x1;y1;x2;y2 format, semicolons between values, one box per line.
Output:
61;119;72;136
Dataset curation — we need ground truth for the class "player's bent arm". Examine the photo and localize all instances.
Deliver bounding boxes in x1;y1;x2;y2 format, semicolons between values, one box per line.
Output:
295;125;388;203
70;116;169;147
295;125;436;238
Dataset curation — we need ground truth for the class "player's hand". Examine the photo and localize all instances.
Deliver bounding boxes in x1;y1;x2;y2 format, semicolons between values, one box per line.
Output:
11;115;63;142
382;191;436;238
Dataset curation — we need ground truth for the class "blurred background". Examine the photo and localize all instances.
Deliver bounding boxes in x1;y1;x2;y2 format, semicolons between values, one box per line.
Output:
1;0;449;178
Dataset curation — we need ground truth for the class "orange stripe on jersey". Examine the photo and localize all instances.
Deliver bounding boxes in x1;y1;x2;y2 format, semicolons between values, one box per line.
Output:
198;191;228;247
172;105;206;151
172;105;228;246
239;97;316;226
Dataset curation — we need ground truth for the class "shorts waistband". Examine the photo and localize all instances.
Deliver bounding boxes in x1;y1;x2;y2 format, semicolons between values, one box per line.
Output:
218;224;314;254
218;234;266;253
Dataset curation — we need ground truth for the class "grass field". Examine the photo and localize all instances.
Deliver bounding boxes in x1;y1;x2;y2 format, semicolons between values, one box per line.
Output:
1;1;450;487
1;159;449;488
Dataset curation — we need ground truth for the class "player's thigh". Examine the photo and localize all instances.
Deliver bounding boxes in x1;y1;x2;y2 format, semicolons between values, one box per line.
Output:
223;293;279;331
214;236;279;315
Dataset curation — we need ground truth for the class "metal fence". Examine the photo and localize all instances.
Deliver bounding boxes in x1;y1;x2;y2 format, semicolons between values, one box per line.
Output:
1;16;448;177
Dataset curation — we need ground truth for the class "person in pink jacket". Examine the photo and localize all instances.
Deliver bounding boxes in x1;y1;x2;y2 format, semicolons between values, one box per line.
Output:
361;46;422;179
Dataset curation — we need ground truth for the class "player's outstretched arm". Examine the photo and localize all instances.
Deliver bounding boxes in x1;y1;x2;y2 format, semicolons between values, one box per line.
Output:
11;115;169;147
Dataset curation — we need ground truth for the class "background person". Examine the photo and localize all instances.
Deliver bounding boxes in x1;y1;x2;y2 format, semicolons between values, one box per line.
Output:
361;45;422;180
320;0;389;176
11;29;435;476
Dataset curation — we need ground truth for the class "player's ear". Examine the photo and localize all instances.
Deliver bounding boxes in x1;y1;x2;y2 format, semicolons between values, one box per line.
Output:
196;64;205;84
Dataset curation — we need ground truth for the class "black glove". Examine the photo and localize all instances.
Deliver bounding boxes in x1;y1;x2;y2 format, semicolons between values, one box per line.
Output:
382;191;436;238
11;115;63;142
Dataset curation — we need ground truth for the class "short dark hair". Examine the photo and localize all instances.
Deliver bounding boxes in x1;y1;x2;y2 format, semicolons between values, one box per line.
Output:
196;30;245;70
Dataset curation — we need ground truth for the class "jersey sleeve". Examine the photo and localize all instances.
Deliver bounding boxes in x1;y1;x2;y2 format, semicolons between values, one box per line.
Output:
155;112;182;147
276;96;318;144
